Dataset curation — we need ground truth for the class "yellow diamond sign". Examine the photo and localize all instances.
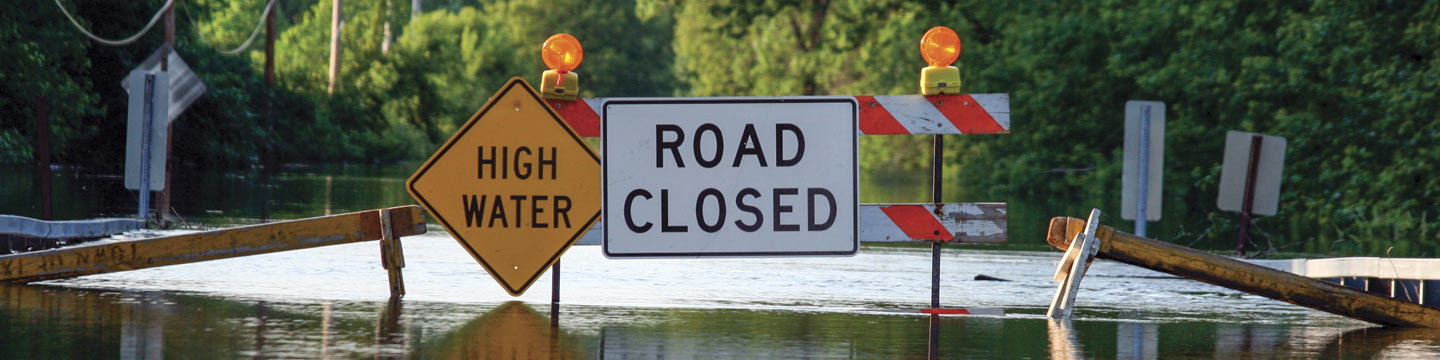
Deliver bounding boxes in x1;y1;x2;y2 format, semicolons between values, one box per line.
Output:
407;77;600;296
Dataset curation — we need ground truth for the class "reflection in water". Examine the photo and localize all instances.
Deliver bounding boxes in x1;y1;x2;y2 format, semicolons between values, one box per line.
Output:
119;292;168;360
429;301;578;359
375;297;406;359
4;282;1440;358
1116;322;1157;360
1048;319;1083;359
1322;326;1440;358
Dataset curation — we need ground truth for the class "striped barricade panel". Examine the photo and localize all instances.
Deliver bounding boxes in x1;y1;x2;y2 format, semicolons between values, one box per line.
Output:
545;94;1010;137
574;203;1006;246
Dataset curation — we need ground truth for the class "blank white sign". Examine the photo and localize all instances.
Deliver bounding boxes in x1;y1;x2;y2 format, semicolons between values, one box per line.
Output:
1217;131;1286;216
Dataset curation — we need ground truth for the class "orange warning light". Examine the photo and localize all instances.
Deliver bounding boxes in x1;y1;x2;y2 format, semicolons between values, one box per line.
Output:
542;33;584;73
919;26;961;67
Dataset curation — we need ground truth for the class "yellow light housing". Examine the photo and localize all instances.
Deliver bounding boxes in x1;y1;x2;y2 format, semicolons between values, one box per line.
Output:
541;33;583;100
919;26;962;95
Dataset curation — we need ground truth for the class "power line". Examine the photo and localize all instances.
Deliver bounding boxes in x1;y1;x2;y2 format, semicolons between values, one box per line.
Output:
53;0;176;47
185;0;278;56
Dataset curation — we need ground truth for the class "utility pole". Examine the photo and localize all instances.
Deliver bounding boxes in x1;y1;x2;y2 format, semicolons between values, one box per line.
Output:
382;0;392;54
328;0;342;94
156;1;177;225
264;0;277;173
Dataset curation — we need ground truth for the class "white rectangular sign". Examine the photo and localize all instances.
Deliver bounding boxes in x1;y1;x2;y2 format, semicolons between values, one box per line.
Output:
1122;100;1165;221
125;70;169;191
603;98;859;257
1218;131;1287;216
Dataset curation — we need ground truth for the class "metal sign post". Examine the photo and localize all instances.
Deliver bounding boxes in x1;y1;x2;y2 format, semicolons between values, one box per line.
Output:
139;74;154;220
1136;106;1150;237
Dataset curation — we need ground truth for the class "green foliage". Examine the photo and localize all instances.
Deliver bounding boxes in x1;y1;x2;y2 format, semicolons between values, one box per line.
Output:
0;0;102;165
6;0;1437;255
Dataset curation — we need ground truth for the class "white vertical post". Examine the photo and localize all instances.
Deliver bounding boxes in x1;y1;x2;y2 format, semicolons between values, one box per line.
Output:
138;74;155;220
1135;105;1151;238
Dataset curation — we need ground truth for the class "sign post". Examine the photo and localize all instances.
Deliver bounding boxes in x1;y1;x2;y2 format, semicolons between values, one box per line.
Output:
1217;131;1286;256
601;98;859;257
407;78;601;296
1122;101;1164;237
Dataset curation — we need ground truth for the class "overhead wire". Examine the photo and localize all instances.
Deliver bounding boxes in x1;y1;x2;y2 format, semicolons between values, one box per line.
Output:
53;0;176;46
186;0;278;55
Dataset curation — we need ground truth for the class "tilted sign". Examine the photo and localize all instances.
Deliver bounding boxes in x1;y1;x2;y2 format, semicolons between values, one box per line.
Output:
120;45;207;124
603;98;858;257
407;78;601;295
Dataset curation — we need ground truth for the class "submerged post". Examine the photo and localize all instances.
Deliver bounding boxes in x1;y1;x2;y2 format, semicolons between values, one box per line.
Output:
1047;215;1440;327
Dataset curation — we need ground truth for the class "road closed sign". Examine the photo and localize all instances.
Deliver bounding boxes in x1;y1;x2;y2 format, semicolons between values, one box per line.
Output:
603;98;858;257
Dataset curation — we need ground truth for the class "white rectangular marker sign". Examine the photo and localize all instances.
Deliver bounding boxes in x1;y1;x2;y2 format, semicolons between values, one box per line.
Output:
603;98;858;257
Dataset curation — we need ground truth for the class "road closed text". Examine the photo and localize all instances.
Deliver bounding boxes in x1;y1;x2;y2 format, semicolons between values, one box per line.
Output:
603;99;857;257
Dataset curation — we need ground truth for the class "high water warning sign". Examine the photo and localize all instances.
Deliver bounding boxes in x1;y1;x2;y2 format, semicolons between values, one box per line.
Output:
407;78;601;296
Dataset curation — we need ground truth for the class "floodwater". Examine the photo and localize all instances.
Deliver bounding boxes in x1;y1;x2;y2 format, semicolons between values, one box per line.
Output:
3;164;1439;358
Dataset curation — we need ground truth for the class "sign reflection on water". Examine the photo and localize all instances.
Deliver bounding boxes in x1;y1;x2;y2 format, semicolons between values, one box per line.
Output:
3;284;1440;358
433;301;580;359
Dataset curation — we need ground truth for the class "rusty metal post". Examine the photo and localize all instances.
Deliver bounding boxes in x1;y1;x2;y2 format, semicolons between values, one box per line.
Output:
1236;135;1263;256
35;96;52;221
931;134;944;308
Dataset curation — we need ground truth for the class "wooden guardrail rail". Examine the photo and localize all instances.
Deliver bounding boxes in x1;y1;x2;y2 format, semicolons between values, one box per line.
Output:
0;206;425;285
1047;216;1440;327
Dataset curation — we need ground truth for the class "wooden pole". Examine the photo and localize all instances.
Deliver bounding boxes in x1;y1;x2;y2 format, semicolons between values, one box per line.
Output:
0;206;425;283
35;96;52;221
263;5;276;173
156;4;177;225
265;6;275;86
1047;216;1440;327
328;0;343;94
